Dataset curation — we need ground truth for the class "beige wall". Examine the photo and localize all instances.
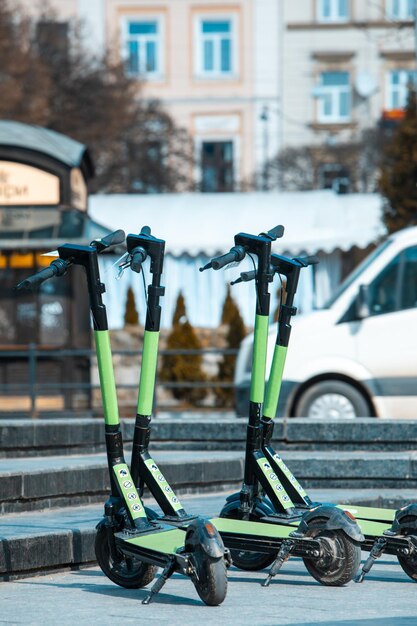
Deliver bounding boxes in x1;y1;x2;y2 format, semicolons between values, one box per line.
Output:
20;0;281;188
106;0;255;184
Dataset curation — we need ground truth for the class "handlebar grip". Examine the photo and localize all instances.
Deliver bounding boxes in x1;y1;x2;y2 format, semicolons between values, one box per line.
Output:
294;255;319;267
265;225;284;241
100;229;125;248
130;246;147;273
140;225;151;236
91;229;125;253
240;269;257;282
230;269;257;285
15;265;58;291
211;245;246;270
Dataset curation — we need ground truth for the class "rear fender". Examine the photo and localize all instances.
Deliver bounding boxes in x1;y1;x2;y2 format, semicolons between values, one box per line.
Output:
385;504;417;536
184;517;225;559
290;504;365;543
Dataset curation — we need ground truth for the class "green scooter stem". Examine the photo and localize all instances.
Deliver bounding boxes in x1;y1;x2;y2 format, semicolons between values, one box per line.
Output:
127;230;191;519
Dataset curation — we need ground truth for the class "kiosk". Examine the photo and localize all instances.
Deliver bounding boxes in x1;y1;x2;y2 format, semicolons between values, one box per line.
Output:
0;121;100;413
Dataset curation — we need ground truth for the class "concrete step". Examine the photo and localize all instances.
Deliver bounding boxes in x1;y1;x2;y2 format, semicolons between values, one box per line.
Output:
2;448;417;514
2;416;417;457
0;450;244;514
2;489;417;581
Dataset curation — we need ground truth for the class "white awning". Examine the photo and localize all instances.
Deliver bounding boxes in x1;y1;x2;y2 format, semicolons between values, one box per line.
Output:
88;190;386;257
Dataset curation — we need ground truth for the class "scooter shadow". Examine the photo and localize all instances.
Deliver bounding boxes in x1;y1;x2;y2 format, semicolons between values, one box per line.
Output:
20;573;203;606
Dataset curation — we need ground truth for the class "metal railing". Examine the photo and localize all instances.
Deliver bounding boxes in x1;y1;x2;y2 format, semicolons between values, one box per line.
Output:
0;344;239;417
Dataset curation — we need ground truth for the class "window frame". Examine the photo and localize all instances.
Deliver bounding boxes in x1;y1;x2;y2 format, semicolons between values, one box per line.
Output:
194;135;240;192
317;71;351;123
386;68;417;110
121;14;165;81
193;14;238;80
386;0;415;20
316;0;350;23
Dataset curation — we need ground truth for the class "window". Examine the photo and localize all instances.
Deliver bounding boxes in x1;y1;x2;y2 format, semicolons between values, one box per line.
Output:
387;0;415;19
318;163;350;192
400;247;417;310
367;246;417;316
201;141;234;192
317;71;351;123
124;19;163;78
387;69;417;109
317;0;349;22
195;18;236;78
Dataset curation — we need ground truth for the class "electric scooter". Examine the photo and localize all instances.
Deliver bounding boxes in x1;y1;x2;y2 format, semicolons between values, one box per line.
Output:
124;223;364;586
226;247;417;583
16;229;228;606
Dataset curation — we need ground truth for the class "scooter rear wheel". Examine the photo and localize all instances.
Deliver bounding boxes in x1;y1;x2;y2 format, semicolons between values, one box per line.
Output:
303;527;361;586
398;552;417;581
220;504;276;571
95;525;157;589
229;549;276;571
192;552;227;606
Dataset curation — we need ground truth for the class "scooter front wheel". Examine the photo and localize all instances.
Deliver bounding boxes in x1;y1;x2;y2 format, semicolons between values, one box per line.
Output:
95;524;157;589
303;527;361;586
192;552;227;606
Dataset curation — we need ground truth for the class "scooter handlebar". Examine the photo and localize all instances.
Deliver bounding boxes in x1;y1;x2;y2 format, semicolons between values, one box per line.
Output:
200;245;246;272
15;258;70;291
130;246;147;273
293;254;319;267
261;225;285;241
91;229;125;252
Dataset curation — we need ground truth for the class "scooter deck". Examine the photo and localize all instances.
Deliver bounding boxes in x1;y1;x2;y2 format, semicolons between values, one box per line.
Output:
338;504;396;524
210;517;321;556
123;526;187;555
212;514;390;541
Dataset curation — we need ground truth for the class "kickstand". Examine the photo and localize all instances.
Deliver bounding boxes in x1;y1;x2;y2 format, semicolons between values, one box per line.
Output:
262;539;294;587
355;537;387;583
142;560;176;604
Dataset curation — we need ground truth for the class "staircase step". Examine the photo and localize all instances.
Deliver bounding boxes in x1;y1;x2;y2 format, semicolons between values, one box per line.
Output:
0;451;244;513
2;417;417;457
1;449;417;514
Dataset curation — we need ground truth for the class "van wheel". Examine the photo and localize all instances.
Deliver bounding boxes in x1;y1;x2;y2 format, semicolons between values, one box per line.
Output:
295;381;370;419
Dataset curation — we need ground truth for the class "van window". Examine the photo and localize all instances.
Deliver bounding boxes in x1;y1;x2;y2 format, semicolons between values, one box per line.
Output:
400;246;417;310
368;245;417;316
368;254;400;315
323;239;392;309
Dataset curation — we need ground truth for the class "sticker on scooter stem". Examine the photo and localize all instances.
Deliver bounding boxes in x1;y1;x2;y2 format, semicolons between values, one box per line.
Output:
257;456;294;509
113;463;147;519
144;458;183;512
272;453;308;498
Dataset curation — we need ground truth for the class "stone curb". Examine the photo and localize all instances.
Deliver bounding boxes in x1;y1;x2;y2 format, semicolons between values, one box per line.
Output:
3;418;417;457
0;453;244;513
2;450;417;513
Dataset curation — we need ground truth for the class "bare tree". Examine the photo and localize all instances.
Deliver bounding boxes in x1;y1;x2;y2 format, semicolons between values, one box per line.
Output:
0;0;194;193
257;128;384;193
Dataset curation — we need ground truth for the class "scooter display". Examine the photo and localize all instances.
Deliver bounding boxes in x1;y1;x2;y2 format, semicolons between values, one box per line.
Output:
226;246;417;583
16;229;228;606
118;224;363;587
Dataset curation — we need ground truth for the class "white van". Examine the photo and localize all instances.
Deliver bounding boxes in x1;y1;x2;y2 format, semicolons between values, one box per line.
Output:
235;226;417;419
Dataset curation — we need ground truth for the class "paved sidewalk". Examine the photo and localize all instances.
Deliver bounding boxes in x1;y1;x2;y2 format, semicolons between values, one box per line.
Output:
1;552;415;625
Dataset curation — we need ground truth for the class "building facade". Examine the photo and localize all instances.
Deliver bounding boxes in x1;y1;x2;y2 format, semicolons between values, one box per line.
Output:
281;0;415;149
21;0;281;191
20;1;416;190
